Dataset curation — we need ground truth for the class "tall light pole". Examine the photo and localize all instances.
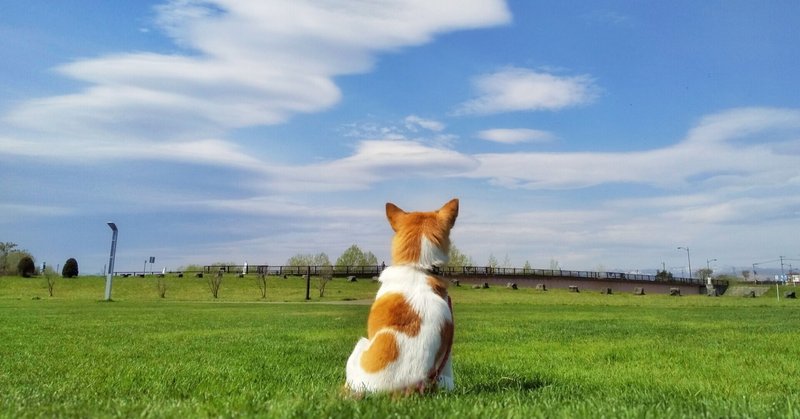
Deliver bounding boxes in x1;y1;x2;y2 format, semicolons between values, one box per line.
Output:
780;256;786;283
706;258;717;274
706;258;717;285
678;246;692;279
105;222;118;301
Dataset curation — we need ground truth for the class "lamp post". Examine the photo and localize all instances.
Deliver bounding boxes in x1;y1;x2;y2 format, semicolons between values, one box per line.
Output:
705;258;717;288
780;256;786;283
706;258;717;276
678;246;692;280
105;222;118;301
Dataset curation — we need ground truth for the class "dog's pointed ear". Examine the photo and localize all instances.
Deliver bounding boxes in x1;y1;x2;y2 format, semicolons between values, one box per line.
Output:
386;202;406;232
438;198;459;229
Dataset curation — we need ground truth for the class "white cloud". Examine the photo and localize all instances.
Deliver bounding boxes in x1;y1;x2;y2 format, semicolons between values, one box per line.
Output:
0;203;77;219
262;139;479;191
444;107;800;269
405;115;445;132
477;128;555;144
582;10;632;25
0;133;264;172
454;67;599;115
685;107;800;145
132;107;800;200
193;196;380;219
468;107;800;191
0;0;510;163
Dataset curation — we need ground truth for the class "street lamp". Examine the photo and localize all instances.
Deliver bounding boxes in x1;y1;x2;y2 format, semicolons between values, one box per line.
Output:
105;222;118;301
678;246;692;279
705;258;717;286
706;258;717;274
780;256;786;283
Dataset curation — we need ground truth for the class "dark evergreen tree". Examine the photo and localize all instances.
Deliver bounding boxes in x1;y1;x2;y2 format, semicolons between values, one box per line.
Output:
62;258;79;278
17;256;35;278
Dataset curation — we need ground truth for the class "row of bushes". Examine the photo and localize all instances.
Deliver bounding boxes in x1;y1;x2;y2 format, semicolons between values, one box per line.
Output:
15;257;79;278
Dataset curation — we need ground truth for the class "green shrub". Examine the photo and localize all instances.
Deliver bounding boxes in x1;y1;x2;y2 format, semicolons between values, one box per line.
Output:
17;256;35;277
62;258;79;278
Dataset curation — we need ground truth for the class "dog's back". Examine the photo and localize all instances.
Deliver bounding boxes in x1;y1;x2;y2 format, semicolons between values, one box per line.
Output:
346;199;458;394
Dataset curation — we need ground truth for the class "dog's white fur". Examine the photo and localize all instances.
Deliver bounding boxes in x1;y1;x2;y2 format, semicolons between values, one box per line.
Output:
419;236;449;270
345;265;454;393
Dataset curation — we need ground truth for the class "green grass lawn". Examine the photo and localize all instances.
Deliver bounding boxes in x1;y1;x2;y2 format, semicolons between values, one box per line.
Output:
1;274;799;418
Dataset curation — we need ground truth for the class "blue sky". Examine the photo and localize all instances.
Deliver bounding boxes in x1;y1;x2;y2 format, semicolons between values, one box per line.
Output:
2;0;799;276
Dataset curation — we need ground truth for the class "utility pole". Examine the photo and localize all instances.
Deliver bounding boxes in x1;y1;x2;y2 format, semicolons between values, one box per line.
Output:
780;256;786;283
678;247;692;280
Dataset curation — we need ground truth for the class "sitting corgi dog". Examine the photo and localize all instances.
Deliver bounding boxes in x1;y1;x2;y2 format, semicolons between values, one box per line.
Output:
346;199;458;394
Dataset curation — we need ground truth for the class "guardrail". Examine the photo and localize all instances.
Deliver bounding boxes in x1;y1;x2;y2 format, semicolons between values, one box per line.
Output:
113;264;723;287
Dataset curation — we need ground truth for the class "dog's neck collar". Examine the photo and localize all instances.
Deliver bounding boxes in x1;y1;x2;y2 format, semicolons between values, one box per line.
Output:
385;263;444;275
425;265;443;275
392;263;443;276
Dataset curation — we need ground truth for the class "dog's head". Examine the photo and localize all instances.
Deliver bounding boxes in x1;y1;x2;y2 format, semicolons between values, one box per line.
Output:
385;199;459;269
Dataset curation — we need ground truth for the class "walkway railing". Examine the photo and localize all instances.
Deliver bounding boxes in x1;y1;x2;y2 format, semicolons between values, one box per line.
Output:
186;264;714;286
114;264;722;286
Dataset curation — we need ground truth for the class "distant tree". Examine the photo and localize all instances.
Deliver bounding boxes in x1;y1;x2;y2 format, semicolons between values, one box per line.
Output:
42;266;57;297
741;270;751;281
714;274;739;283
487;253;498;268
318;264;334;298
655;270;674;281
446;245;473;269
208;269;223;298
336;245;377;267
362;251;378;266
255;272;268;299
7;250;35;276
696;268;713;280
336;245;360;267
522;260;532;274
287;252;331;267
17;256;35;278
501;254;512;269
177;264;204;272
156;277;167;298
549;258;560;270
0;242;18;275
62;258;79;278
287;254;312;266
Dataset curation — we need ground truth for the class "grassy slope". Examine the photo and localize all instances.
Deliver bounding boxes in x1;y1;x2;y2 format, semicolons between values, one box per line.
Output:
1;275;799;418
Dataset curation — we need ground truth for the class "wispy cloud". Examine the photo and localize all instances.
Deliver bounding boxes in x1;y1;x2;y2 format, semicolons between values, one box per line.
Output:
582;10;632;26
192;196;380;219
454;67;599;115
404;115;445;132
0;203;77;219
0;0;511;164
477;128;555;144
262;139;479;191
469;108;800;190
226;107;800;199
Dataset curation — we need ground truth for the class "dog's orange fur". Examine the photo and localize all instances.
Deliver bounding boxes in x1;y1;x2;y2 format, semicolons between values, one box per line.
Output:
360;333;399;373
431;319;454;377
345;199;459;393
367;293;422;338
426;276;449;299
386;200;458;265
